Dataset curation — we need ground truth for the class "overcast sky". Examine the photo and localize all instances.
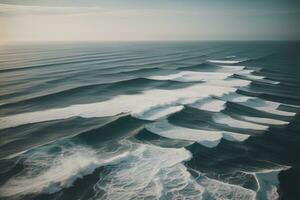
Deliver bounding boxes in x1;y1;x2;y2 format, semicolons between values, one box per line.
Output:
0;0;300;44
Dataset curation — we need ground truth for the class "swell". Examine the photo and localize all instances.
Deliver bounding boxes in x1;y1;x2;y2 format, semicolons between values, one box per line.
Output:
0;51;131;72
0;115;121;160
186;141;289;192
237;53;275;65
168;107;264;136
0;77;192;116
0;114;148;163
176;63;220;71
237;89;300;106
0;54;150;73
0;50;205;74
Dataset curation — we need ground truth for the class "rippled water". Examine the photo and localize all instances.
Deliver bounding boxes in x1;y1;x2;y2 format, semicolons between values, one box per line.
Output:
0;41;299;200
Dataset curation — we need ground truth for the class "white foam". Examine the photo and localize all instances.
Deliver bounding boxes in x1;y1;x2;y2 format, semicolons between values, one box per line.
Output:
237;74;280;84
241;99;296;117
148;71;232;82
240;74;265;80
241;116;289;126
238;69;256;74
0;84;236;129
93;140;259;200
208;60;241;64
219;65;246;70
197;175;256;199
213;113;269;131
232;96;254;103
145;120;250;147
220;92;254;103
155;163;204;199
145;120;223;148
206;78;251;88
132;105;184;121
244;167;290;200
262;108;296;117
222;94;296;116
93;142;194;200
222;131;250;142
190;98;226;112
0;145;131;197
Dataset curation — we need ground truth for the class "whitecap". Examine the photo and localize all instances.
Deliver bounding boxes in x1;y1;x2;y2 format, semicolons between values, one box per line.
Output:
240;98;296;117
205;78;251;88
241;116;289;126
222;131;250;142
220;92;255;103
145;120;250;147
190;98;226;112
132;105;184;121
148;71;232;82
239;74;265;80
213;113;269;131
219;65;246;70
208;60;241;64
236;73;280;84
145;120;223;148
197;174;256;200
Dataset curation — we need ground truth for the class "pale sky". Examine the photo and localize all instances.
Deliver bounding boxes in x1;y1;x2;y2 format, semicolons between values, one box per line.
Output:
0;0;300;44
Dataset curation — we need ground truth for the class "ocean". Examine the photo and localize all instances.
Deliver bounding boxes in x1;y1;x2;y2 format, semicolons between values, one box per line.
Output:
0;41;299;200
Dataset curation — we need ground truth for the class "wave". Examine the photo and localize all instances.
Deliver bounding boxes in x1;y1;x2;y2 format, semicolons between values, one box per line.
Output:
0;83;236;130
236;54;275;65
1;44;299;199
177;63;247;75
0;54;152;73
236;96;297;117
92;140;257;200
189;98;226;112
145;120;223;148
145;120;250;148
132;105;184;121
241;116;289;126
220;92;254;103
134;128;195;148
207;59;244;64
245;167;290;200
91;141;194;200
212;113;269;131
147;71;232;82
0;77;186;114
238;89;300;107
234;74;280;85
176;63;217;71
221;92;297;117
195;173;256;199
0;142;132;197
259;68;300;82
0;115;125;160
203;78;251;88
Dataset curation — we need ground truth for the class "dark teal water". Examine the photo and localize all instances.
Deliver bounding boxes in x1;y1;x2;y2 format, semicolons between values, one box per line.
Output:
0;41;299;200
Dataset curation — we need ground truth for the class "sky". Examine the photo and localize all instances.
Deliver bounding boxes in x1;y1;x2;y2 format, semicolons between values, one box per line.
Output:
0;0;300;44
